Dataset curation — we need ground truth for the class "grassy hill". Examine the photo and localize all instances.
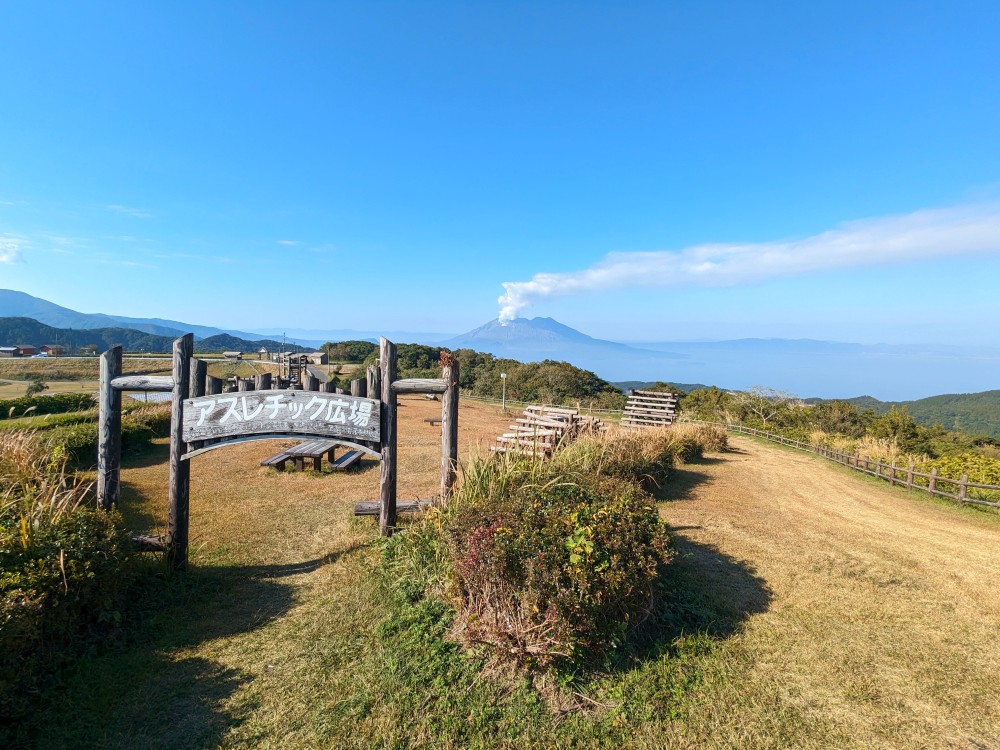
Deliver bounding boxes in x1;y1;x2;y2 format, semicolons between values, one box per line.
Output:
0;317;307;355
837;391;1000;438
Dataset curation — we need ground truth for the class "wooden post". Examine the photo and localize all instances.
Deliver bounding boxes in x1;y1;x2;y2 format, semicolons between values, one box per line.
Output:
367;364;379;405
440;357;459;504
255;373;272;390
379;337;397;536
167;334;193;571
238;377;252;392
958;474;968;506
906;463;914;489
890;461;897;485
350;379;362;397
188;359;207;451
323;380;336;393
206;376;223;395
97;345;123;509
875;459;883;480
306;374;319;392
929;468;938;496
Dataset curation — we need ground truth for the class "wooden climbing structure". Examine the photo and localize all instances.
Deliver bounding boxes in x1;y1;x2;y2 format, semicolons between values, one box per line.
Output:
621;389;679;428
492;405;606;458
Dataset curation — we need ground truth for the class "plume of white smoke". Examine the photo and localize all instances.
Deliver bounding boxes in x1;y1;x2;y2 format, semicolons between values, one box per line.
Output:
497;202;1000;322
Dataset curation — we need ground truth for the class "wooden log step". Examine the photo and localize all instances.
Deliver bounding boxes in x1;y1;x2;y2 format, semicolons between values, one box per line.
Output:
490;445;551;457
132;533;168;551
330;449;363;471
496;436;558;447
424;417;442;425
354;499;435;516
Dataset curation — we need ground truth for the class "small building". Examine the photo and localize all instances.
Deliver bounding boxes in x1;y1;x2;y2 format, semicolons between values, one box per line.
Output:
223;351;243;361
309;351;328;366
258;346;270;360
40;344;65;356
15;345;38;356
0;346;20;358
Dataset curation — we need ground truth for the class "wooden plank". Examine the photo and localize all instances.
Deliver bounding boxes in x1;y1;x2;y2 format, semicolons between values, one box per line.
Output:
355;499;432;516
391;377;448;394
331;449;363;471
182;391;380;443
97;345;123;510
379;338;397;536
440;359;459;503
168;334;193;571
110;375;173;392
132;534;168;552
260;452;290;470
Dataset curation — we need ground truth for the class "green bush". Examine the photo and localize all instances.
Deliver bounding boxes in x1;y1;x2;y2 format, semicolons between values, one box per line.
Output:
917;452;1000;503
446;469;671;670
0;431;135;722
0;393;96;421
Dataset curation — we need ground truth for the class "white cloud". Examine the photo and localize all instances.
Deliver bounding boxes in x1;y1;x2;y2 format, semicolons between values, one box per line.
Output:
277;239;301;246
0;236;25;264
107;204;153;218
498;202;1000;321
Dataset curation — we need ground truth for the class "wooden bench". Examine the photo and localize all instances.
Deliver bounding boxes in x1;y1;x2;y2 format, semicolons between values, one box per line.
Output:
424;417;442;426
330;449;363;472
260;451;293;471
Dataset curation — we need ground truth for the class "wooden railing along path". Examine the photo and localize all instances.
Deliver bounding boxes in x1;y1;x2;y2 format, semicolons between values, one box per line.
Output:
712;422;1000;512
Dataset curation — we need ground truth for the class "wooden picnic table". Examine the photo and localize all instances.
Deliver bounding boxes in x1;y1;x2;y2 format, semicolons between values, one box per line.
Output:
260;439;367;472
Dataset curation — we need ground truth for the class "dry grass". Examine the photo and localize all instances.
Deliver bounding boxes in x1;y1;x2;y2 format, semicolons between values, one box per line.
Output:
17;407;1000;748
652;435;1000;749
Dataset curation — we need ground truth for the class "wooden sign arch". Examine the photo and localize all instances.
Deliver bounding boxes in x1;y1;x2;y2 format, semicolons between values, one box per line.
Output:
97;335;459;570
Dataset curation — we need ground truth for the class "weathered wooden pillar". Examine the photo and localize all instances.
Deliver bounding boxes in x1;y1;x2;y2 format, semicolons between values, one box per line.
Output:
255;373;272;390
929;468;938;496
97;345;123;509
379;337;397;536
206;376;223;395
906;463;914;489
167;334;193;571
958;474;968;506
238;377;252;392
188;359;207;451
440;357;459;504
350;379;362;397
367;364;379;405
306;374;320;392
323;380;336;393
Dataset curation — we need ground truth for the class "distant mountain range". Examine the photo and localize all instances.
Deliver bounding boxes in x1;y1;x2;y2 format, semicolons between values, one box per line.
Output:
1;289;997;402
0;317;308;355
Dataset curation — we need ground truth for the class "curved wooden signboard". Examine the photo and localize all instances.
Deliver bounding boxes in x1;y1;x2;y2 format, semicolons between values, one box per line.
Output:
182;391;381;444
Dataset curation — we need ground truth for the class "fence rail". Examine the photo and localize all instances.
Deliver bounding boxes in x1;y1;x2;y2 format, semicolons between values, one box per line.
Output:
712;422;1000;512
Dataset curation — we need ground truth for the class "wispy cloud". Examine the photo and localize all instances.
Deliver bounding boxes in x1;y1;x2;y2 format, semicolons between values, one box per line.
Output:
277;239;301;246
0;235;25;264
107;204;153;219
498;202;1000;321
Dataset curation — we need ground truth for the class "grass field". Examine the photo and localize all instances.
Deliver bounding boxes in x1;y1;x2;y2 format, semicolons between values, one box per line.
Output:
11;402;1000;749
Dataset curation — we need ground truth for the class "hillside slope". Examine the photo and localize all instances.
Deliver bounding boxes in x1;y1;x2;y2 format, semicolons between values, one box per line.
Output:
841;390;1000;437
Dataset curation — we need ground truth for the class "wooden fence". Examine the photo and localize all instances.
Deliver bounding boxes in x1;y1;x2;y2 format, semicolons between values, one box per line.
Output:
712;422;1000;512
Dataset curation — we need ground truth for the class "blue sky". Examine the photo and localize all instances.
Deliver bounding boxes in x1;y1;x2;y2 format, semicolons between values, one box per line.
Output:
1;1;999;344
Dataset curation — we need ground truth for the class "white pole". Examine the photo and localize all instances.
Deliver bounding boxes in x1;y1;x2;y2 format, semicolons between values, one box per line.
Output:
500;372;507;411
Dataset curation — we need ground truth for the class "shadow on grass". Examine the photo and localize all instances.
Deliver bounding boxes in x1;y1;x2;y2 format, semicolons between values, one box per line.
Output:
619;454;773;668
8;547;362;750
